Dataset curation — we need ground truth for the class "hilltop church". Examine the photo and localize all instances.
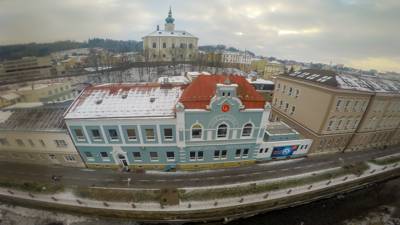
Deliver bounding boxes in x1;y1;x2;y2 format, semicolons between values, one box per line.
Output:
142;8;199;62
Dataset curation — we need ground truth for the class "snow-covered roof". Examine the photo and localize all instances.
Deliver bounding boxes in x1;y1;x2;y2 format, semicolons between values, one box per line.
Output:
64;83;185;119
284;69;400;94
144;30;197;38
158;76;190;84
0;101;71;131
247;78;274;85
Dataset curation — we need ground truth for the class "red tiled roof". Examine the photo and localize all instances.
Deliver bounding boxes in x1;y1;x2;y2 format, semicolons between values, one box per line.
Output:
179;75;266;109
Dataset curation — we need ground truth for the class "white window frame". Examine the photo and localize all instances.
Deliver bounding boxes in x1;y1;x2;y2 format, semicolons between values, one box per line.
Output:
132;152;142;162
191;123;203;140
241;123;254;138
145;128;155;141
126;128;137;141
216;123;229;139
149;152;159;161
166;151;175;161
163;128;174;141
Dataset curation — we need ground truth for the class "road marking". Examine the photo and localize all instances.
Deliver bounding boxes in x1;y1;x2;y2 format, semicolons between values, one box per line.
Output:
252;172;261;175
282;168;290;171
294;166;303;169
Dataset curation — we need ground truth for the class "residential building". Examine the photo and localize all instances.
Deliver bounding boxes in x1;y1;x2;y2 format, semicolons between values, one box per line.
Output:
0;102;85;167
271;69;400;154
221;51;252;71
64;75;312;170
0;56;54;85
142;8;198;62
263;60;285;80
247;77;275;102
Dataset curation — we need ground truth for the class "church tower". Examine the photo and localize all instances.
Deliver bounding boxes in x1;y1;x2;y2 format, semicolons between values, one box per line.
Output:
165;7;175;32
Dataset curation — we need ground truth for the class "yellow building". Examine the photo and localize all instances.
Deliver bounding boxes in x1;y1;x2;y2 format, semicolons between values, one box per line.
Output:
271;69;400;154
0;102;85;167
0;56;54;84
264;60;285;80
142;8;198;62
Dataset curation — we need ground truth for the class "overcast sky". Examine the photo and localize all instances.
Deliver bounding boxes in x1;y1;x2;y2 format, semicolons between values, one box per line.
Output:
1;0;399;72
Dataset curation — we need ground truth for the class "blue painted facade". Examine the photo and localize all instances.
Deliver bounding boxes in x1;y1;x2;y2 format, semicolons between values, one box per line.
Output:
64;81;312;169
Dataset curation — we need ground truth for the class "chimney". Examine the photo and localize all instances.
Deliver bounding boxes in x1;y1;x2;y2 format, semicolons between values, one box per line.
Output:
157;25;160;31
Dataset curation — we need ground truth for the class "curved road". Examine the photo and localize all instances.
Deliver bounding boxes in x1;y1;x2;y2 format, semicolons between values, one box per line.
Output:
0;148;398;189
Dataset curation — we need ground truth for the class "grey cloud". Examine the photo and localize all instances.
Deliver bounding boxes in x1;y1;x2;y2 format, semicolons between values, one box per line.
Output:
0;0;399;72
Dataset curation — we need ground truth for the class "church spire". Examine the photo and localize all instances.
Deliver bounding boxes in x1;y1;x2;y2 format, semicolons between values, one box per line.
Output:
165;6;175;24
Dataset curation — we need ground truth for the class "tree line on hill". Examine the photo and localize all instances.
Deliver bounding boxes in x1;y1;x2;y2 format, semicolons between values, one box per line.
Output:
0;38;143;61
0;39;256;61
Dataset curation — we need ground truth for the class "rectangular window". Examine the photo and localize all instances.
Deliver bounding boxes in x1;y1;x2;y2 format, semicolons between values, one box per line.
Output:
264;148;269;153
92;129;101;140
152;42;156;48
189;151;196;160
64;155;76;161
100;152;110;161
132;152;142;161
0;138;10;146
197;151;204;160
84;152;93;159
16;139;24;147
221;150;227;159
290;106;296;115
162;42;166;48
166;151;175;161
108;129;119;140
127;129;137;140
150;152;158;161
49;154;57;160
295;89;299;98
336;100;342;111
28;139;35;147
259;148;263;153
145;129;155;141
213;150;220;159
39;139;46;147
242;149;249;158
164;128;173;140
235;149;241;158
75;128;85;140
55;140;67;147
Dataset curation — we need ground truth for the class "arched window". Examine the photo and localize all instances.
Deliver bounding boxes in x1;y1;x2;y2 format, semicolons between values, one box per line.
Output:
242;123;253;137
217;124;228;138
191;124;202;139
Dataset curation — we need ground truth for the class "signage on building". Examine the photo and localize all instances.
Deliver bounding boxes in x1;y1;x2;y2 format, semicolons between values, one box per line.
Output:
271;145;299;158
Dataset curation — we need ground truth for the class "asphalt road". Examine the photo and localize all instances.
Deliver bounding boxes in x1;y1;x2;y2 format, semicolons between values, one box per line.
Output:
0;147;398;189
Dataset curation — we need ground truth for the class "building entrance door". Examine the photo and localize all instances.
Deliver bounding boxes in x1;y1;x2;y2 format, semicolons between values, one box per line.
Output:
118;154;129;167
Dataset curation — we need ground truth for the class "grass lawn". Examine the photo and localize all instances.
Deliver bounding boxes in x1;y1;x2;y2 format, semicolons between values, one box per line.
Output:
370;155;400;165
179;162;369;201
74;187;161;203
0;179;64;194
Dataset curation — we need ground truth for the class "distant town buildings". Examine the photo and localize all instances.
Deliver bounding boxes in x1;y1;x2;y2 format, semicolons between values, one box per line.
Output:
263;60;286;80
271;69;400;154
0;56;54;85
0;81;77;108
142;8;198;62
0;102;85;167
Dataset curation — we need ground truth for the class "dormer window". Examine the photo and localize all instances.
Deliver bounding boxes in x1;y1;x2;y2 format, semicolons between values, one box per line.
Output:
222;92;225;96
227;92;231;97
